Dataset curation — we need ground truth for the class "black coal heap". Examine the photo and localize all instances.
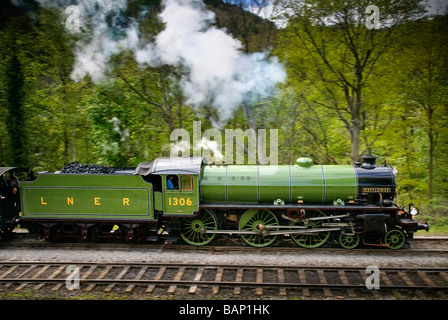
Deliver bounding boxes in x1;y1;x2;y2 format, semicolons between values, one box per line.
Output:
60;162;118;174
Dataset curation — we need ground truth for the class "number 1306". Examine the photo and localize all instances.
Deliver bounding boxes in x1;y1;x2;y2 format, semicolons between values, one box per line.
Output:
168;197;192;206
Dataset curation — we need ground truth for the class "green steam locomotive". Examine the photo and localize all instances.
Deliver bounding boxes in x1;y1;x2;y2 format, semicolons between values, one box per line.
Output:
0;155;428;249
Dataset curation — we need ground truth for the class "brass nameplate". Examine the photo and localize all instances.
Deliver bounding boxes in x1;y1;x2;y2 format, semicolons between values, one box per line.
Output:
362;187;391;193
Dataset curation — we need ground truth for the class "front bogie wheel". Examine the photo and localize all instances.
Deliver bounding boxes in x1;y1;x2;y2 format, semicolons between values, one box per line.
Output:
385;228;406;250
338;233;360;249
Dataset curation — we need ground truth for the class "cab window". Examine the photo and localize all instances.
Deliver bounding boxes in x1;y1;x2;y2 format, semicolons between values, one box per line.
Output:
181;175;193;191
166;175;179;190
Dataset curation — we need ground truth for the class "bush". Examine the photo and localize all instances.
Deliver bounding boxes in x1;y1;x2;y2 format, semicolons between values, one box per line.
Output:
418;198;448;234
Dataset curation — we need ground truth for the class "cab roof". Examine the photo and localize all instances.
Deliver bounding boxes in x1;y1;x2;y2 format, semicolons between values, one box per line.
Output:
0;167;28;176
134;157;204;176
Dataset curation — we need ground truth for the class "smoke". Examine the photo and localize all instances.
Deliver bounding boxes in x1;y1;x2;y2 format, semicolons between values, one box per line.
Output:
136;0;286;121
32;0;136;83
31;0;285;122
195;137;224;164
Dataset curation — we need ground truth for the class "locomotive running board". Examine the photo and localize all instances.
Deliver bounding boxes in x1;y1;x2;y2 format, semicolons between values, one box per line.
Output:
200;203;398;211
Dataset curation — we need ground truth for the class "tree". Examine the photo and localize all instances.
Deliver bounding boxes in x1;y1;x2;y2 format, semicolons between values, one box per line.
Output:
399;14;448;199
276;0;425;162
5;48;27;166
0;1;36;167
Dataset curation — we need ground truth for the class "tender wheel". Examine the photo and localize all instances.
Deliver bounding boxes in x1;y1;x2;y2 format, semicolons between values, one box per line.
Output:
290;210;330;248
385;228;406;250
239;209;279;247
180;209;218;246
338;233;360;249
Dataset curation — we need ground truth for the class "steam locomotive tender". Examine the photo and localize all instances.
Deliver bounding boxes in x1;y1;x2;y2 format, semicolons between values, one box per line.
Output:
1;155;428;249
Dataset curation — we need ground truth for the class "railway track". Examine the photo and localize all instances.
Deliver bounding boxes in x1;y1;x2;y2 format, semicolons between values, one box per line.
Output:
0;261;447;299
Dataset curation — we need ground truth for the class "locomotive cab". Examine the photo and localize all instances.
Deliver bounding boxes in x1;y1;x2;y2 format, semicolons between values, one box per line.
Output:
135;157;202;216
0;167;33;238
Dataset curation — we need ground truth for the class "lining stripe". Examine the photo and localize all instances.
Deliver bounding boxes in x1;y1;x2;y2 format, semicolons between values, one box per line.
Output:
257;165;260;203
288;165;292;203
321;165;326;203
225;166;228;202
353;164;359;199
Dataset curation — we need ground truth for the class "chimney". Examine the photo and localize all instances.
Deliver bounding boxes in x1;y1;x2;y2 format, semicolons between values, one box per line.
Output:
361;155;377;169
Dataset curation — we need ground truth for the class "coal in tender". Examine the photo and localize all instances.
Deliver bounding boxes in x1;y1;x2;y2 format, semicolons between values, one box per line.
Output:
60;162;117;174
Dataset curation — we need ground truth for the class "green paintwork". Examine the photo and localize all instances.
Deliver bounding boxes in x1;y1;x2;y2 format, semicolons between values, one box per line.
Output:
291;164;324;202
323;165;357;202
180;209;217;246
20;174;154;220
239;209;279;247
154;191;163;211
200;163;357;204
162;174;199;215
226;165;258;202
259;165;290;203
199;165;226;202
295;157;314;168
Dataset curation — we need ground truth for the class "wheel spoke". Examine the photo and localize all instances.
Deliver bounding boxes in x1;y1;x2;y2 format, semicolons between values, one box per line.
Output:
385;228;406;250
339;233;360;249
290;210;330;248
239;209;278;247
180;210;218;246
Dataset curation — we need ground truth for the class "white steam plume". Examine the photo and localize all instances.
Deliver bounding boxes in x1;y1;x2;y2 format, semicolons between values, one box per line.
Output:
136;0;286;121
33;0;285;122
34;0;138;83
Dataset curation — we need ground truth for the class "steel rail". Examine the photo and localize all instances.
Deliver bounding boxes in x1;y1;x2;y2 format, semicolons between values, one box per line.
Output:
1;260;448;270
0;277;447;291
1;261;447;298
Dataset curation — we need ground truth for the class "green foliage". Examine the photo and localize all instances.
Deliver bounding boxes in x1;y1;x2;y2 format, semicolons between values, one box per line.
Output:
419;198;448;234
5;52;27;166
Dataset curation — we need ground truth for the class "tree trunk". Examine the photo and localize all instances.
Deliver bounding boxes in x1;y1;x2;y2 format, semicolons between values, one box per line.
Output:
5;50;27;167
351;87;362;163
350;119;360;163
428;120;434;199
